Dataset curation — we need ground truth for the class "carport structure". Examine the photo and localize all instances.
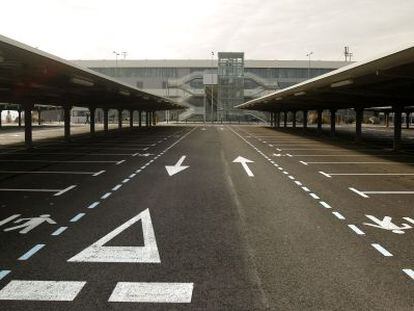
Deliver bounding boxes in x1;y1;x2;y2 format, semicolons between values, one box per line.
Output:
237;46;414;150
0;34;183;148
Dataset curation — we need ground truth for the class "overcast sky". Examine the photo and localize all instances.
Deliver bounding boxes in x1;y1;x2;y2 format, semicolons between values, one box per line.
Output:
1;0;413;61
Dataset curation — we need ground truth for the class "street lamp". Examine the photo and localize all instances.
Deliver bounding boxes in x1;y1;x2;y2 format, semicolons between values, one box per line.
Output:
306;51;313;79
113;51;120;77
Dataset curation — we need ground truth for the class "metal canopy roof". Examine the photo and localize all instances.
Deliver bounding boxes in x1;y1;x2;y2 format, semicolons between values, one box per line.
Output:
237;46;414;112
0;34;183;111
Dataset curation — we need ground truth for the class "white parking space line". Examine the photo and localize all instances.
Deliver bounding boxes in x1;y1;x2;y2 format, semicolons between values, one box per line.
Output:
18;244;45;260
0;270;11;281
54;185;77;196
402;269;414;280
301;161;414;165
350;187;414;198
2;152;136;156
108;282;194;303
0;170;105;176
0;280;86;301
51;226;68;236
0;185;76;196
0;160;120;164
348;224;366;235
371;243;393;257
320;171;414;178
290;154;413;157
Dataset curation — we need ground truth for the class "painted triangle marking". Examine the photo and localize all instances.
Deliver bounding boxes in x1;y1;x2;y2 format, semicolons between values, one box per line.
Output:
68;208;160;263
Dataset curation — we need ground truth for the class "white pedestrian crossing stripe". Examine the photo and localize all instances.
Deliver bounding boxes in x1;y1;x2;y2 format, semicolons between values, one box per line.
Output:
68;208;160;263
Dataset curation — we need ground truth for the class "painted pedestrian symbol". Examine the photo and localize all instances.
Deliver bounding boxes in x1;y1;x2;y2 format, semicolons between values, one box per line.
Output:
363;215;413;234
2;214;56;234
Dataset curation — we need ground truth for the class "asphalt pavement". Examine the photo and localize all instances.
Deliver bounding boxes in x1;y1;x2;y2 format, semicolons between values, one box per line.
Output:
0;124;413;310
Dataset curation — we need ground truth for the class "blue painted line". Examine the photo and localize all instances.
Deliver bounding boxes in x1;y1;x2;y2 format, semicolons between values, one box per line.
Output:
87;201;100;209
0;270;11;281
70;213;86;223
18;244;45;260
51;226;68;236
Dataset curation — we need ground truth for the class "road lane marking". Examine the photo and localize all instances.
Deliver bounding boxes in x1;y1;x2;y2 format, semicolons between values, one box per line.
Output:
54;185;77;196
294;180;302;186
319;201;332;209
51;226;68;236
87;202;100;209
0;270;11;281
108;282;194;303
18;244;45;260
0;280;86;301
371;243;393;257
129;173;136;178
166;156;190;176
122;179;130;183
70;213;86;223
299;161;308;165
403;217;414;225
310;193;320;199
112;184;122;191
101;192;112;199
302;186;310;192
402;269;414;280
332;212;345;220
68;208;160;263
348;224;365;235
116;160;126;165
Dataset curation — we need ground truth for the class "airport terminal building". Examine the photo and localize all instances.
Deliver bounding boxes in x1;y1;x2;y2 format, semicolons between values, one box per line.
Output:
74;54;347;122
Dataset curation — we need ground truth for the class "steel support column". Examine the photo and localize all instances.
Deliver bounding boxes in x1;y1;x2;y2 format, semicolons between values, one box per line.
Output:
89;107;96;135
138;110;142;127
303;110;308;130
406;112;410;129
385;112;390;127
276;112;281;128
284;111;288;127
103;108;109;134
292;111;296;128
37;108;41;126
24;104;33;149
317;109;323;135
64;106;71;142
330;109;336;137
130;110;134;128
118;109;123;129
355;108;363;142
0;108;2;128
393;106;402;151
18;109;22;127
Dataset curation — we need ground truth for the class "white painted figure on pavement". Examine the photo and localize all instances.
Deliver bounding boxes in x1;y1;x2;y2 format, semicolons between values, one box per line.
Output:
3;214;56;234
363;215;412;234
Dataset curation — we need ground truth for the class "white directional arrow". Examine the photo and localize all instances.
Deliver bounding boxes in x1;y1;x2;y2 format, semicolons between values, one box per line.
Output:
233;156;254;177
165;156;189;176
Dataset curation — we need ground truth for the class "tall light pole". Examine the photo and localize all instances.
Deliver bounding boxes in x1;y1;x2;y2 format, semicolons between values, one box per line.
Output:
211;51;214;124
306;51;313;79
113;51;120;77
